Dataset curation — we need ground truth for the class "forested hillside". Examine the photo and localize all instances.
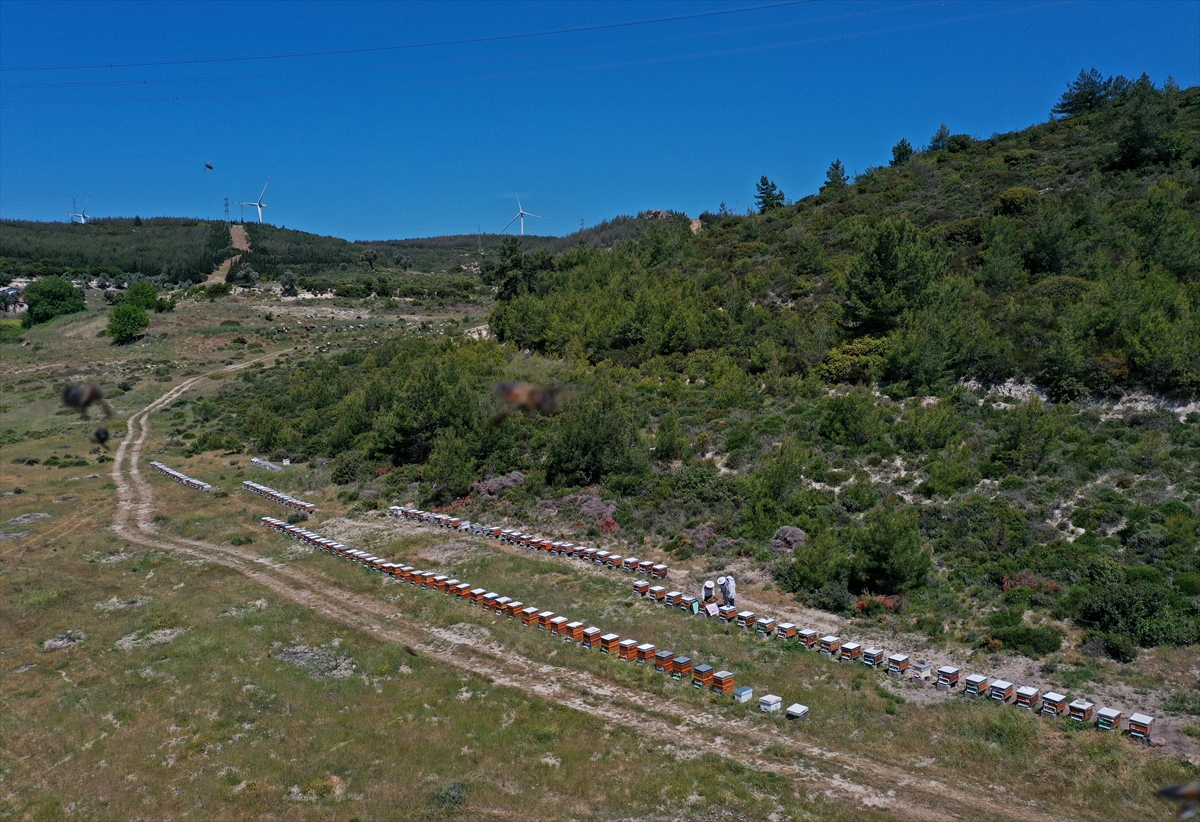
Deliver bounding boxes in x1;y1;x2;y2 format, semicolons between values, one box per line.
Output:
0;217;229;286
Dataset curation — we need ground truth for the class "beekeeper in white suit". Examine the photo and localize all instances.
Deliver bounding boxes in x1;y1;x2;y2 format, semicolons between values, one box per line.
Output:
718;575;736;608
701;580;716;604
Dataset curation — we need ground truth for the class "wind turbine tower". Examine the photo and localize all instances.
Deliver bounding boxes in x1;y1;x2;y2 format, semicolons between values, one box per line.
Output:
67;196;91;224
502;198;544;236
236;176;271;224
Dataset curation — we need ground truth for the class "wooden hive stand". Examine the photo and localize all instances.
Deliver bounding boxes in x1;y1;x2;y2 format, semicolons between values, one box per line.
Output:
1128;713;1154;741
990;680;1014;703
617;638;639;660
1068;699;1094;723
1041;692;1068;718
712;670;735;695
671;655;693;681
1015;685;1041;710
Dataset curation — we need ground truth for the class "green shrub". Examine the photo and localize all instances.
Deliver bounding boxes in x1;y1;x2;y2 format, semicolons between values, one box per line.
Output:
20;276;86;328
993;187;1041;217
107;302;149;344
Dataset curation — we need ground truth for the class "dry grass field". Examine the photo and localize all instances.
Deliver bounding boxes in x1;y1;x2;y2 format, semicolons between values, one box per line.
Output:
2;293;1196;821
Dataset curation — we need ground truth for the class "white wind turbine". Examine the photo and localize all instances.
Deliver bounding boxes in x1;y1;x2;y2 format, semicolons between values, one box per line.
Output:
67;196;91;224
236;176;270;223
501;198;544;236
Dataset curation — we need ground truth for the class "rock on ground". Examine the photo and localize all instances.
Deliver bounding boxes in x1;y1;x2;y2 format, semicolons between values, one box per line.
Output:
770;526;808;554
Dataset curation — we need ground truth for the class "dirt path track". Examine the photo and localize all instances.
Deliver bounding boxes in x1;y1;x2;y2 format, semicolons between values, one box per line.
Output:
108;364;1068;822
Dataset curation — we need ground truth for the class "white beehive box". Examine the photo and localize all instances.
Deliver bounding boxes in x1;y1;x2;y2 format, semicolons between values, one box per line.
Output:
786;703;809;722
759;694;782;712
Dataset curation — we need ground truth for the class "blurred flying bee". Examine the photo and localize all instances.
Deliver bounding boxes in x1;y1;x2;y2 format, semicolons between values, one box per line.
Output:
1159;782;1200;821
490;382;560;428
89;428;111;449
62;383;112;420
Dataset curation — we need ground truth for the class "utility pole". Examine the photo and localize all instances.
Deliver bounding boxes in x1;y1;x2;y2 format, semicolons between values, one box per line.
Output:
224;197;230;226
478;224;482;255
580;218;585;234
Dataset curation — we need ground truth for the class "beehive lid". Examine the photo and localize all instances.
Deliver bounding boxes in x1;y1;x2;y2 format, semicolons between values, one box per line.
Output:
675;655;692;666
602;633;622;642
508;601;524;610
842;642;862;652
483;592;499;600
1016;686;1040;698
1069;699;1094;710
550;616;568;626
694;663;714;675
537;611;555;619
914;662;933;671
521;607;539;616
786;703;809;718
637;643;656;652
583;627;601;636
733;686;754;701
714;670;733;680
649;586;666;595
609;555;623;564
778;622;796;631
821;635;840;644
1044;692;1066;704
800;629;819;638
496;597;512;607
760;694;782;709
737;611;755;620
566;621;584;630
1097;707;1121;719
652;564;668;571
965;674;988;686
655;650;673;661
938;665;959;676
1130;713;1154;725
992;679;1013;690
755;617;774;626
618;638;638;648
596;551;611;559
667;590;682;599
446;579;461;587
864;647;884;656
625;556;639;565
682;595;698;603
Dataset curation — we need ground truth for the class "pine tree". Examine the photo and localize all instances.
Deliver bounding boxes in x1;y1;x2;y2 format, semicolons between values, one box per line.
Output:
1052;67;1115;116
822;159;848;191
754;175;786;213
890;138;914;166
927;123;950;152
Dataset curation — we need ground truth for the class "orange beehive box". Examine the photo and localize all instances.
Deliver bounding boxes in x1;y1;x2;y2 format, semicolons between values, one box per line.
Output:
483;592;500;609
421;571;438;588
1069;699;1094;722
581;627;602;648
454;583;472;598
819;635;841;656
712;670;735;694
776;622;797;640
550;616;570;636
1129;713;1154;741
636;643;656;665
608;554;623;568
651;564;669;578
433;575;449;591
600;633;621;654
693;664;714;689
799;629;819;649
736;610;756;628
623;556;639;572
665;591;683;607
537;611;556;630
840;642;862;662
718;606;737;623
399;566;415;583
649;585;667;602
469;588;487;605
445;578;461;592
670;655;693;680
520;606;540;626
494;596;512;613
633;580;650;596
505;600;524;618
654;649;674;673
618;638;639;660
755;617;776;635
595;550;612;565
564;621;585;642
638;560;654;575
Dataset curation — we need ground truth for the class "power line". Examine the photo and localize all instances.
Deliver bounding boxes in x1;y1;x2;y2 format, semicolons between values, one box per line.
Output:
0;1;816;73
0;2;1069;107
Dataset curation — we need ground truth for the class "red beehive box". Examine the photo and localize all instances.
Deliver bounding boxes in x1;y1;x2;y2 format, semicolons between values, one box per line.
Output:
617;638;638;660
581;548;598;561
635;643;656;665
712;670;735;694
1041;692;1068;718
670;655;693;680
839;642;862;662
537;611;556;630
1069;699;1094;722
599;633;621;654
633;580;650;597
520;606;540;626
608;554;623;569
736;611;756;629
582;627;602;648
649;585;667;602
937;666;960;689
776;623;797;641
819;635;841;656
564;621;585;642
665;591;683;607
454;583;472;598
651;564;669;578
1015;686;1041;710
1129;713;1154;741
550;616;570;636
445;578;461;592
433;575;449;590
638;560;654;575
468;588;487;605
494;596;513;613
800;630;820;649
693;664;714;689
623;556;639;572
505;600;524;618
654;649;674;673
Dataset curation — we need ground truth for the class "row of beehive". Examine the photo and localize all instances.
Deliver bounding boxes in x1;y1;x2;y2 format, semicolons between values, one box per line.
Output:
388;506;670;578
631;581;1155;739
149;461;211;492
260;514;808;720
241;480;317;514
250;457;283;473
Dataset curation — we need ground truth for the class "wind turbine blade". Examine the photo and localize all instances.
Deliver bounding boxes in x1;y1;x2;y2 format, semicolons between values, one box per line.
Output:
82;195;90;214
260;176;270;200
526;212;544;219
501;214;520;234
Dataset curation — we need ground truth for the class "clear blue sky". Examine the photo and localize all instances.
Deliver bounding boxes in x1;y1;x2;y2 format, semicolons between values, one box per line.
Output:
1;0;1196;241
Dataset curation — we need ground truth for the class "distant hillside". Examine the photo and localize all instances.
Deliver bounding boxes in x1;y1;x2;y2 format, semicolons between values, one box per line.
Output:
0;217;228;286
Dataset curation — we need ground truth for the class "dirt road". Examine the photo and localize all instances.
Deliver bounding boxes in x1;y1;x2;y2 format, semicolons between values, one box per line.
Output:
204;224;250;285
106;367;1080;822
